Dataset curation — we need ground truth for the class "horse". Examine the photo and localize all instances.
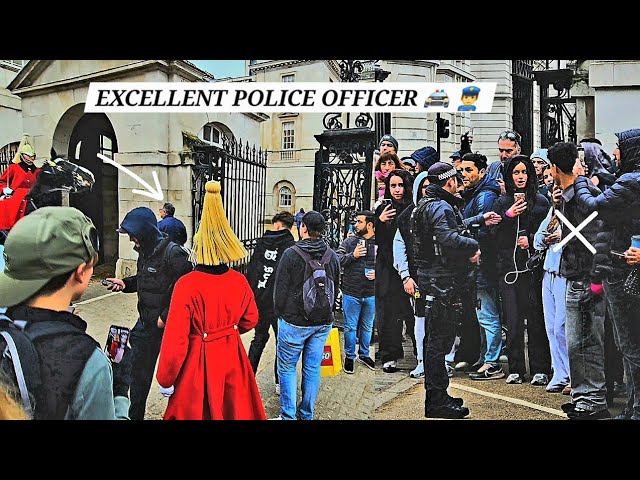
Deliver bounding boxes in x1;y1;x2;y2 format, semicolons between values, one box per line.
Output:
0;148;95;242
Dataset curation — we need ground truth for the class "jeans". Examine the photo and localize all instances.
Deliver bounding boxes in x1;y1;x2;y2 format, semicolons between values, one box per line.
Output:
277;318;332;420
604;275;640;417
542;272;570;388
342;295;375;360
565;278;607;411
248;311;279;384
476;287;502;366
129;319;164;420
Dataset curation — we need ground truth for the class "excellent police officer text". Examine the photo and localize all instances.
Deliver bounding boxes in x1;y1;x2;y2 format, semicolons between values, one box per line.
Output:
85;82;497;113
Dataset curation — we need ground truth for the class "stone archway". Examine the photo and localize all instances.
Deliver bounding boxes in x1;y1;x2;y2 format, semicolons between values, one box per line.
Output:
53;105;119;265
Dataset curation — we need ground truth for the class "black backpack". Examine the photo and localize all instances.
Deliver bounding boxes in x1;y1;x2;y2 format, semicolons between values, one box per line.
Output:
291;245;336;323
0;310;88;419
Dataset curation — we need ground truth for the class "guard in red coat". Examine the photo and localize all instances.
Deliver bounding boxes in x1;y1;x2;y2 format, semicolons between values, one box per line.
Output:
0;135;41;230
156;180;266;420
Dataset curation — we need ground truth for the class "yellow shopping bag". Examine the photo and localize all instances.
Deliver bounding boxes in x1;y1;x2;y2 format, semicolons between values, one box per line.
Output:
320;327;342;376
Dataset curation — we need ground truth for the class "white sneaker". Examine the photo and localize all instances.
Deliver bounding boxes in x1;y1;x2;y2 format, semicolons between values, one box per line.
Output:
506;373;523;384
275;383;280;395
446;363;454;378
268;415;283;420
410;361;424;379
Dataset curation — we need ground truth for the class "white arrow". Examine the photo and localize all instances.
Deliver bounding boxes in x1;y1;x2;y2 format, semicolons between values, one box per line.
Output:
97;153;164;201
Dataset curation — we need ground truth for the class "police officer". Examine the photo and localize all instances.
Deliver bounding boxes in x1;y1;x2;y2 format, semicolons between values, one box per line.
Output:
458;85;481;111
412;162;481;419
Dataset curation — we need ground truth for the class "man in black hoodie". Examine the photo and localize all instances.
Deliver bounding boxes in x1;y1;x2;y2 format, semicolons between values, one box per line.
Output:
104;206;193;420
573;128;640;420
246;211;296;394
272;210;340;420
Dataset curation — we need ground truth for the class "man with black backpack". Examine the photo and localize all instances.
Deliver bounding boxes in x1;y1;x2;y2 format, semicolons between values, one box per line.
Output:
272;210;340;420
0;207;131;419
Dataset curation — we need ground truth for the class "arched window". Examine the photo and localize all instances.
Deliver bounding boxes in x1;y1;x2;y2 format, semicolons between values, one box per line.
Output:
279;186;292;207
201;123;224;147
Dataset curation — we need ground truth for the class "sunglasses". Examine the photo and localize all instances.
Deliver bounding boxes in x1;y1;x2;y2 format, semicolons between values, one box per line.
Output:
498;131;521;144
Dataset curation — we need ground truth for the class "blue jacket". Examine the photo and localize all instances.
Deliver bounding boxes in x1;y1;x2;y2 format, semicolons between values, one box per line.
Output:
463;175;501;289
158;215;187;246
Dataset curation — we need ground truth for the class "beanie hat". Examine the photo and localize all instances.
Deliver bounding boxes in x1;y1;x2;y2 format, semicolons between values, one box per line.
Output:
411;146;439;171
427;161;457;182
530;148;550;164
12;134;36;164
379;134;399;152
192;181;248;266
412;171;429;205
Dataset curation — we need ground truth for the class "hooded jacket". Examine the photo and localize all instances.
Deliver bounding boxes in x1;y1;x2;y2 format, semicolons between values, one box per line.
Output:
120;207;194;330
574;128;640;278
463;174;502;289
335;233;375;298
490;156;550;275
245;228;296;315
273;238;340;327
157;215;188;246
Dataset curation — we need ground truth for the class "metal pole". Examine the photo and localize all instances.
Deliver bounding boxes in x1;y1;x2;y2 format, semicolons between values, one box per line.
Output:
436;113;441;160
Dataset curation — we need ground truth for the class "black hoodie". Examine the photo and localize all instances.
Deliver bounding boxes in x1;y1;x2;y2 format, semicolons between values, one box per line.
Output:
273;238;340;327
245;228;296;315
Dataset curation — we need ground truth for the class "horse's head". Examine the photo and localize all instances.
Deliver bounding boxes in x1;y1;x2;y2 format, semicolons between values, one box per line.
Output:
42;148;95;193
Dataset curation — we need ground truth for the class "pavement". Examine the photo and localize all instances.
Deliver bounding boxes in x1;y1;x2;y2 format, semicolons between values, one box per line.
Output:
76;265;628;421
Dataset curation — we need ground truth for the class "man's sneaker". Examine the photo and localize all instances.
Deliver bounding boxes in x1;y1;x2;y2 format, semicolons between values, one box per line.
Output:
382;360;398;373
410;361;424;379
567;407;611;420
531;373;549;386
469;364;505;381
454;361;470;371
469;363;490;375
275;383;280;395
268;415;283;420
506;373;523;384
446;363;454;378
357;356;376;371
344;358;355;374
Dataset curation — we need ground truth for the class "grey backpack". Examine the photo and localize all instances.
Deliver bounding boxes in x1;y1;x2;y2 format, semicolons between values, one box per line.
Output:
291;245;335;323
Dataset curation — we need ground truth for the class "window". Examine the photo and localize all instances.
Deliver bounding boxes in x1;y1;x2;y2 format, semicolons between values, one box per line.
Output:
282;74;295;82
279;186;292;207
281;121;295;160
201;123;224;147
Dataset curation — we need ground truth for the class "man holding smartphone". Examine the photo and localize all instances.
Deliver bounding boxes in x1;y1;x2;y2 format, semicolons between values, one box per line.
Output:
548;142;609;419
335;211;376;374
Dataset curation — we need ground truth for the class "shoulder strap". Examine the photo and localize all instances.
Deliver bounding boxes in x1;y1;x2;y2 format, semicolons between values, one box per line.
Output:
320;247;333;266
291;244;312;263
0;329;36;417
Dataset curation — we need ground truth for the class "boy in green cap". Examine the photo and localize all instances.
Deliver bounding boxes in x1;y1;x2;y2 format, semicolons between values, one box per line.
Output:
0;206;131;419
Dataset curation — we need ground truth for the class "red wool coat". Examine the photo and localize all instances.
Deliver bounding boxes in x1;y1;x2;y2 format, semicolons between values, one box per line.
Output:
156;268;266;420
0;164;40;230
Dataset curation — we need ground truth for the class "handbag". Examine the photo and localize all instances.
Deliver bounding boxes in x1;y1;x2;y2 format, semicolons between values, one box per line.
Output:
624;267;640;297
526;250;546;272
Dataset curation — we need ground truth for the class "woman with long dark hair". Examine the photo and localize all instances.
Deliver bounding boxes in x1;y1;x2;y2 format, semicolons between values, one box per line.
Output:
375;169;414;372
490;155;551;385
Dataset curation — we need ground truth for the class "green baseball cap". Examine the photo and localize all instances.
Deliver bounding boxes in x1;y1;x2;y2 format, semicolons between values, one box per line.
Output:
0;207;98;307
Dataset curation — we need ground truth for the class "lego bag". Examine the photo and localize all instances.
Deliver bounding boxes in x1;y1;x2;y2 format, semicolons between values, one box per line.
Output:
320;327;342;377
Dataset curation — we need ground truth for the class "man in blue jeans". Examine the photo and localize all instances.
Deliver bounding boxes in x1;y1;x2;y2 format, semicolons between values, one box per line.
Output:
272;210;341;420
335;210;376;374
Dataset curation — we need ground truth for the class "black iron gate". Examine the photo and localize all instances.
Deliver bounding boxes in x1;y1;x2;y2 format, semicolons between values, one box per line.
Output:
313;127;375;249
190;138;267;274
512;60;534;156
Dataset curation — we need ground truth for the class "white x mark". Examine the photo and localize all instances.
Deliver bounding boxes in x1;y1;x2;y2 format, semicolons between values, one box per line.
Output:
552;210;598;254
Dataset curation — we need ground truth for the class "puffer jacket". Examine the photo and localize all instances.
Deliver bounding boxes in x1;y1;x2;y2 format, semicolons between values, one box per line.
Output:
335;234;375;298
120;207;194;330
574;128;640;278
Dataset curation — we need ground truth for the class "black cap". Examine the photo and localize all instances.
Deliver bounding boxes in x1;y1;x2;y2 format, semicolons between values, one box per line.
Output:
302;210;326;233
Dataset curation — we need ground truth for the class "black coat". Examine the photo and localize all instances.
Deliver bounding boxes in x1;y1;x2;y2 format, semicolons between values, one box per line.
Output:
335;234;375;298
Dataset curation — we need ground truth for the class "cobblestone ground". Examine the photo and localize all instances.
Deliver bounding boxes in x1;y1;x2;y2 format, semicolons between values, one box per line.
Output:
77;278;376;420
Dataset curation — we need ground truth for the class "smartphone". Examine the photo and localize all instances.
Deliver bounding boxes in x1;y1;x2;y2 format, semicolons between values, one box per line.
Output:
381;198;392;207
610;250;627;258
358;239;366;248
101;279;115;287
577;146;587;171
104;325;130;363
514;192;526;203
